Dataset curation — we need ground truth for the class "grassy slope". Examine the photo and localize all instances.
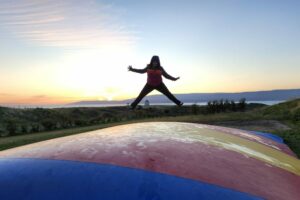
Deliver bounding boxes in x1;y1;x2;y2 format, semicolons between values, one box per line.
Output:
261;98;300;156
262;99;300;119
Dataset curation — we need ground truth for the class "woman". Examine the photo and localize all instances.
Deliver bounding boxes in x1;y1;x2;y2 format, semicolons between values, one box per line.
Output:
128;55;183;109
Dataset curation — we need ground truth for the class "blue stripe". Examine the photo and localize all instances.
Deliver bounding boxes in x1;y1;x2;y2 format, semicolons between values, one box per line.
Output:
0;158;262;200
250;131;284;144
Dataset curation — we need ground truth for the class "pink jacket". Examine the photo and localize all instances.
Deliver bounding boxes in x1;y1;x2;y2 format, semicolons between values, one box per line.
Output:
130;66;177;86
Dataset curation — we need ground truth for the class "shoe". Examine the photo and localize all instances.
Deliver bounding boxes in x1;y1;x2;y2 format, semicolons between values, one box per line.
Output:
178;102;184;107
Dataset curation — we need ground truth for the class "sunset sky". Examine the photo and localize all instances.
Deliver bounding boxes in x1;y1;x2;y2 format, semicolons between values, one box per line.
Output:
1;0;300;105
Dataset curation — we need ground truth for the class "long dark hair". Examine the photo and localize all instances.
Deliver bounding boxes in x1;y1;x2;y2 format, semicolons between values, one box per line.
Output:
147;55;161;69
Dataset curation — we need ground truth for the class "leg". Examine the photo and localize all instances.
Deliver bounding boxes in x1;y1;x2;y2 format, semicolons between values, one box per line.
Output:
155;83;182;106
131;84;154;109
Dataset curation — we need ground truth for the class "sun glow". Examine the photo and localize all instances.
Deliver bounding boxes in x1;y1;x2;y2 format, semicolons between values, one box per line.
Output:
55;48;136;101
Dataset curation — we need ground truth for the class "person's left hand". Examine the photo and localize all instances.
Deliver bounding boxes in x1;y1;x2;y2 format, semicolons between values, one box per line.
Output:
174;77;180;81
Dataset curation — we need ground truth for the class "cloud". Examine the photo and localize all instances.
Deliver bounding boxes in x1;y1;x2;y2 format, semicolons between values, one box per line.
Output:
0;0;136;48
31;95;47;99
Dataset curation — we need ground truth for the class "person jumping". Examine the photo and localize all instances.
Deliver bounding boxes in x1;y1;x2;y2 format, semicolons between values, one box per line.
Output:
128;55;183;109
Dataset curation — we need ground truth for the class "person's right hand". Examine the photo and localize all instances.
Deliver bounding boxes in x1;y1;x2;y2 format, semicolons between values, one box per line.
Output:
128;65;133;71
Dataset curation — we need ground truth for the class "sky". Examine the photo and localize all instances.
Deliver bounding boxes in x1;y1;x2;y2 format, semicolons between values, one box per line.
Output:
0;0;300;105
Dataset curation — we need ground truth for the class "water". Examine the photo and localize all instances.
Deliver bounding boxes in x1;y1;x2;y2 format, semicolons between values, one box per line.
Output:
246;100;284;105
1;100;284;109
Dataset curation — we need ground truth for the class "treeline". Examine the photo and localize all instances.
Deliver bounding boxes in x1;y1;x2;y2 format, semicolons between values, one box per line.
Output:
0;99;260;137
207;98;247;113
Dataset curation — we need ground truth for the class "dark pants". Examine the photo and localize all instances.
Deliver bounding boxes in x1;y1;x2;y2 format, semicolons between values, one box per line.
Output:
131;83;181;108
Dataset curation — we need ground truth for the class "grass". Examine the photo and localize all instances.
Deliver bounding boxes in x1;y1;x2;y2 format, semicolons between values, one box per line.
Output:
276;129;300;155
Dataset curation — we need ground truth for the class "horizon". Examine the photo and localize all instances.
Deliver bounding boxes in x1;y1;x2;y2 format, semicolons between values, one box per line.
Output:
1;1;300;104
1;87;298;107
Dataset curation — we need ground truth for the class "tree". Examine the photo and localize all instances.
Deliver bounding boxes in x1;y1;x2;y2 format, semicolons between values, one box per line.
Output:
0;124;9;137
218;99;225;112
191;104;199;114
224;99;230;111
207;101;213;113
238;98;246;111
230;100;236;112
41;119;56;130
22;124;33;134
6;120;17;135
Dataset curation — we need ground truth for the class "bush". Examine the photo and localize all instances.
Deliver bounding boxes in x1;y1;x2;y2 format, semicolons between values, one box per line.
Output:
0;124;9;137
207;99;246;114
41;119;57;130
191;104;199;114
22;124;33;134
293;108;300;122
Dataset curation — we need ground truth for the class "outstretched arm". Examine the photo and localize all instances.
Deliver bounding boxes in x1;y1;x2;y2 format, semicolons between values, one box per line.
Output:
128;65;147;74
161;67;180;81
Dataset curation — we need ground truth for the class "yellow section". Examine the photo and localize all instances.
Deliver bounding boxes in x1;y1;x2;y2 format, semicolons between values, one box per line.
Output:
190;127;300;176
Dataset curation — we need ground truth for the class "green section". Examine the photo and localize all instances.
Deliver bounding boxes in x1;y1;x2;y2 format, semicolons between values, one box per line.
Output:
263;99;300;121
261;99;300;156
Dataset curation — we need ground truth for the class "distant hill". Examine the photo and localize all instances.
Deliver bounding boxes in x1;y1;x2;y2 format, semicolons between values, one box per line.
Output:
68;89;300;106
